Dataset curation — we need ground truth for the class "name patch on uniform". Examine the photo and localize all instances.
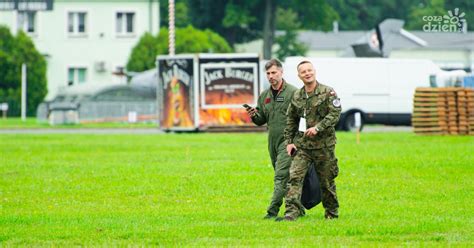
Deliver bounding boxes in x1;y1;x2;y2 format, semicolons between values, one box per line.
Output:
276;96;284;102
332;99;341;107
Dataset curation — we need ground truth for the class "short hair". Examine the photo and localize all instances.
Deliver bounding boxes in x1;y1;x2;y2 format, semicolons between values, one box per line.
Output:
265;59;283;71
297;60;312;70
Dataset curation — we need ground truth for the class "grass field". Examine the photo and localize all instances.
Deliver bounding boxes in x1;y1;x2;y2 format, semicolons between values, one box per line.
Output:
0;132;473;246
0;117;157;129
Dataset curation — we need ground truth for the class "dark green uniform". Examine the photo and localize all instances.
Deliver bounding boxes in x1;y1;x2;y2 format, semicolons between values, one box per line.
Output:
283;82;341;219
252;80;298;216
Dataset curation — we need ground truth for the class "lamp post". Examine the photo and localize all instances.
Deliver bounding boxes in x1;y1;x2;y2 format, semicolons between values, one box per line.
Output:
21;63;27;121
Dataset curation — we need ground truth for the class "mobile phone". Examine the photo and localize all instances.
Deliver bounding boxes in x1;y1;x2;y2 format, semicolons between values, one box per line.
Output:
242;104;251;109
290;147;297;157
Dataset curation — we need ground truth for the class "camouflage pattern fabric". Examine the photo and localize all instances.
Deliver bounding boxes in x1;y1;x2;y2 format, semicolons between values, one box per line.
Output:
283;82;341;219
284;82;341;149
285;146;339;218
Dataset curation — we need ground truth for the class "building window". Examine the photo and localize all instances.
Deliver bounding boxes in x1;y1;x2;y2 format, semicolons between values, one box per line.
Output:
68;12;87;35
116;12;135;35
18;11;36;34
68;68;87;86
114;66;125;75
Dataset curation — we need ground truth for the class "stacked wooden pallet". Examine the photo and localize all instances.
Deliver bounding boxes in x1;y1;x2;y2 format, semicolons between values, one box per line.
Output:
457;89;469;134
412;87;474;135
445;88;458;134
467;88;474;134
412;88;449;135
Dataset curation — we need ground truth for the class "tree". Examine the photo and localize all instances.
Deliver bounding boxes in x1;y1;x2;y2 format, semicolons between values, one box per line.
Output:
185;0;261;45
327;0;419;30
160;0;190;28
262;0;338;59
327;0;366;30
174;2;191;27
125;33;158;73
405;0;474;31
283;0;339;31
165;1;337;59
222;2;258;46
275;8;308;61
262;0;276;59
326;0;473;31
406;0;447;30
0;26;47;117
126;25;233;72
445;0;474;31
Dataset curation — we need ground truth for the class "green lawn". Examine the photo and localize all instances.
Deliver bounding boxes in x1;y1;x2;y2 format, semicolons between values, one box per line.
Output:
0;132;473;246
0;117;157;129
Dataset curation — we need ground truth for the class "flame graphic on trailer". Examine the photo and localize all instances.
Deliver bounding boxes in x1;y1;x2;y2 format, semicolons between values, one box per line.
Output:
157;54;261;130
158;56;197;130
199;63;258;126
163;76;193;127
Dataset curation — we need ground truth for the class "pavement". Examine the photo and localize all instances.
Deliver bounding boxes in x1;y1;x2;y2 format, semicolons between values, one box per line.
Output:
362;125;412;133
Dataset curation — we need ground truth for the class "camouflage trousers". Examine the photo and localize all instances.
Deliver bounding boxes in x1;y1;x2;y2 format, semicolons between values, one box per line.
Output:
267;141;292;216
284;146;339;219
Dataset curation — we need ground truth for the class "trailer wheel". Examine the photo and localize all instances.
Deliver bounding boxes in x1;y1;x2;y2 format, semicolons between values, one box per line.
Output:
342;111;364;132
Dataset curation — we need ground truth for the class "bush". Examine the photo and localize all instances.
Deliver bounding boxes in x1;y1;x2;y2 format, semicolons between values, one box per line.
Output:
127;25;233;72
0;26;47;116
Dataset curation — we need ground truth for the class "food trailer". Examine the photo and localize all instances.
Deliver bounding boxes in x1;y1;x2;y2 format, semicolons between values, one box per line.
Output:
157;53;261;131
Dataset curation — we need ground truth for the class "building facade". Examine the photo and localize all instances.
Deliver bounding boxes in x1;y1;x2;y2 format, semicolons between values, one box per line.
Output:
0;0;160;100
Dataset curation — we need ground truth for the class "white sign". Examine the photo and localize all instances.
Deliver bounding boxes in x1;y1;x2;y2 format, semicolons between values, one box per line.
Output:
128;111;137;123
354;112;361;128
0;103;8;111
200;62;258;109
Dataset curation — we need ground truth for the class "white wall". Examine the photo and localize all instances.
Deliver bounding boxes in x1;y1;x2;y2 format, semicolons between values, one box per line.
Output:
391;49;472;70
0;0;160;100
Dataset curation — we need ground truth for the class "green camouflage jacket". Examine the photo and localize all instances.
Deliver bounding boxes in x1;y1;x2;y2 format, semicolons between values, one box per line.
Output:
284;82;341;149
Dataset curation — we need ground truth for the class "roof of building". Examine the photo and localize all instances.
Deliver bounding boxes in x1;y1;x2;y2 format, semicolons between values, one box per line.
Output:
51;69;157;102
299;30;474;50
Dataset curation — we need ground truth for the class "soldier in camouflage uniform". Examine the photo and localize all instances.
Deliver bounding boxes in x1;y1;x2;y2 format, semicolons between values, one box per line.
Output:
246;59;298;219
277;60;341;221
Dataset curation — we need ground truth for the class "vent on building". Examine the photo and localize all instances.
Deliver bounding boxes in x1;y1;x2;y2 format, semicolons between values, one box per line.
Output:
94;61;107;72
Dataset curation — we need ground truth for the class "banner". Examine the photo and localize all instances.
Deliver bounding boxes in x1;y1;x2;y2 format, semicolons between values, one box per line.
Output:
200;63;258;109
0;0;54;11
157;56;197;130
199;62;258;126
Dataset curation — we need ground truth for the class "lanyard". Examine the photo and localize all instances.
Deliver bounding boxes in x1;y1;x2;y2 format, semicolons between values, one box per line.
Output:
304;91;310;118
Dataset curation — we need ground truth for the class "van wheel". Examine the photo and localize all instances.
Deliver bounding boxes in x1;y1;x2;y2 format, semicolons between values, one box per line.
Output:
342;112;364;132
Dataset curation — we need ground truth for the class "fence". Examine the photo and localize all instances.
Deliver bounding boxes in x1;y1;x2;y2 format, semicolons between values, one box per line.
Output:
37;101;157;124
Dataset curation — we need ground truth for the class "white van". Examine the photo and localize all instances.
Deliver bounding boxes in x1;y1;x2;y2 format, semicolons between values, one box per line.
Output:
282;57;442;130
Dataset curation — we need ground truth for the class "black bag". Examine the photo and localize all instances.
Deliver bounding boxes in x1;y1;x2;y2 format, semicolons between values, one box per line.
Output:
301;164;322;209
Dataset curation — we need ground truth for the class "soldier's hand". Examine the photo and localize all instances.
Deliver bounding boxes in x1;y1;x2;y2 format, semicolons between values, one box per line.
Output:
246;107;257;117
287;144;297;156
304;127;318;137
